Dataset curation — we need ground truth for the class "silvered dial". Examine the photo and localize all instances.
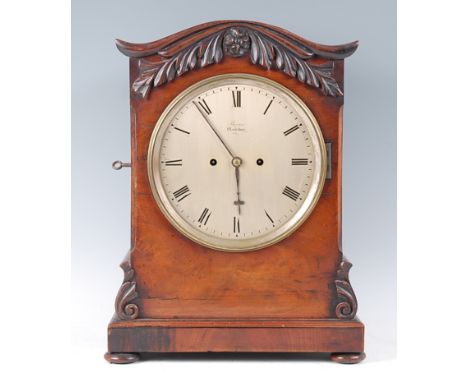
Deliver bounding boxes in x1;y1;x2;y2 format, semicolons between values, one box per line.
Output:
148;74;326;251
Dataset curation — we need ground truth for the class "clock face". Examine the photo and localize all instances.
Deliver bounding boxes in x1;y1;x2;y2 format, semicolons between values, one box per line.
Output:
148;74;326;251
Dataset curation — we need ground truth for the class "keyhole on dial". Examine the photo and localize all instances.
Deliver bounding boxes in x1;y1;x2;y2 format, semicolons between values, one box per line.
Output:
210;159;217;166
256;158;264;166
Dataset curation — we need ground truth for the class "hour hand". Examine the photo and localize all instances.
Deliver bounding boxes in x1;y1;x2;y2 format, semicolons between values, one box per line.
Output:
233;159;245;214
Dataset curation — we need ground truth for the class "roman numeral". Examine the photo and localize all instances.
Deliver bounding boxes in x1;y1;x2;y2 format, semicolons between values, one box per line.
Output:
198;99;212;114
264;210;274;225
197;208;211;225
282;186;300;201
263;99;273;115
173;126;190;134
232;90;241;107
283;125;300;136
173;185;191;202
164;159;182;166
233;217;240;233
291;158;309;165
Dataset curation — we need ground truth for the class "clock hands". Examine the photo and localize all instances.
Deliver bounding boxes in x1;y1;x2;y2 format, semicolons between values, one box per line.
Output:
192;100;245;214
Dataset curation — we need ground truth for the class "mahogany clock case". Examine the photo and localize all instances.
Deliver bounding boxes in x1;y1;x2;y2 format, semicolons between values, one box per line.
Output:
106;20;364;364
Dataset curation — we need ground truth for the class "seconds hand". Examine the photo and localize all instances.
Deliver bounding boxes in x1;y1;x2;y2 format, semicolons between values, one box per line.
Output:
192;101;245;214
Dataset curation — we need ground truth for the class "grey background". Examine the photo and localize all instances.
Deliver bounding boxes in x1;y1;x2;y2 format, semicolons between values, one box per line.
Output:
72;0;396;360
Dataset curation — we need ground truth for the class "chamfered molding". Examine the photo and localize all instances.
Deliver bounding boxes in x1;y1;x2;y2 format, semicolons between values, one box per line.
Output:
116;20;358;99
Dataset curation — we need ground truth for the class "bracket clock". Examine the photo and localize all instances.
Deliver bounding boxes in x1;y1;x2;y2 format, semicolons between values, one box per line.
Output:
105;20;364;364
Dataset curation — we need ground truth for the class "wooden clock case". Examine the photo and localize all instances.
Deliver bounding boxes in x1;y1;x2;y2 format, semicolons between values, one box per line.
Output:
105;21;364;364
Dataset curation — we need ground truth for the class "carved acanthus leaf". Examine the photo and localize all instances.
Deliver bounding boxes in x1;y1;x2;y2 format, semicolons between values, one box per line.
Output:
128;26;345;98
334;259;358;319
114;255;139;320
133;31;224;98
248;31;342;97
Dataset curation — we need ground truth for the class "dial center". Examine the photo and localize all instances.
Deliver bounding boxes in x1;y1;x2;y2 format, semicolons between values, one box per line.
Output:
231;157;242;167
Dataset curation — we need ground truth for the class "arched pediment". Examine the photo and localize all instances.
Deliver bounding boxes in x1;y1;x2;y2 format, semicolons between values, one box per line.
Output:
116;20;358;98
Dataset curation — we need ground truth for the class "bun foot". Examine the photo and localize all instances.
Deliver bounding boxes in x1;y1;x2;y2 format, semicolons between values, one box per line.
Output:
330;352;366;364
104;352;140;364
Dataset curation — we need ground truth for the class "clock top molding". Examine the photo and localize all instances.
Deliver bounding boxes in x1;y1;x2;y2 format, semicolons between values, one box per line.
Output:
115;20;358;98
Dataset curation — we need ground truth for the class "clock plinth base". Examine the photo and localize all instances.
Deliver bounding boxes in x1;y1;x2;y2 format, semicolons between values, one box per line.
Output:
106;318;364;363
104;352;140;364
330;352;366;364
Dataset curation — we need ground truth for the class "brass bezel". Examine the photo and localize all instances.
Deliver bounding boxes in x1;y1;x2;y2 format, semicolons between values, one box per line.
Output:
147;74;327;252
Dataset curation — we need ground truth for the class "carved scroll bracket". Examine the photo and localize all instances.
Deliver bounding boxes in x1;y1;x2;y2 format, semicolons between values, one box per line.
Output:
116;21;358;99
114;253;139;320
334;258;358;319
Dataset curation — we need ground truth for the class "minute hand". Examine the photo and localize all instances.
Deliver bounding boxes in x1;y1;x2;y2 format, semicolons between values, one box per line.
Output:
192;101;235;159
